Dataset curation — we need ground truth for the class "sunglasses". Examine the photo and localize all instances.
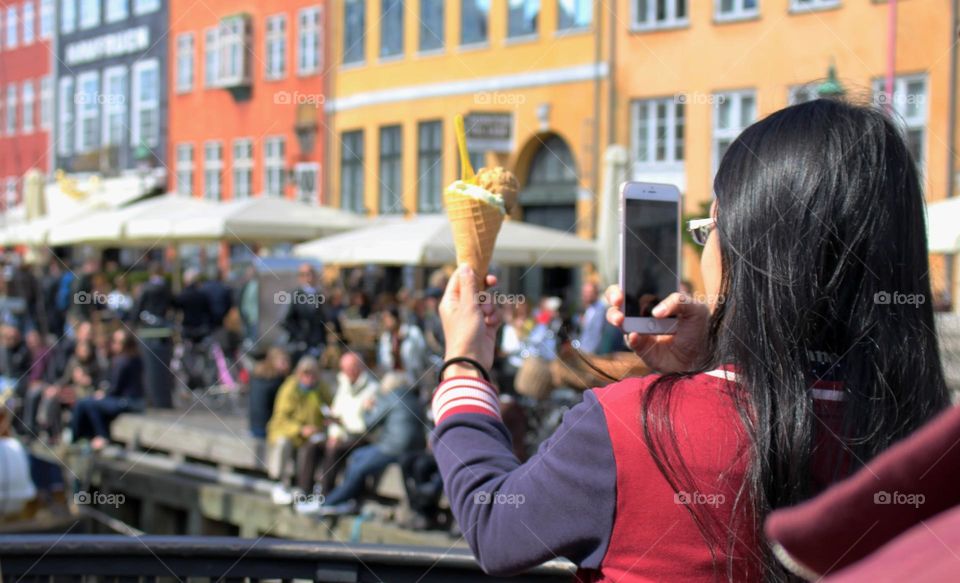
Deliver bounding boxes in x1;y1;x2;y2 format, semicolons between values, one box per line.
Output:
687;218;716;246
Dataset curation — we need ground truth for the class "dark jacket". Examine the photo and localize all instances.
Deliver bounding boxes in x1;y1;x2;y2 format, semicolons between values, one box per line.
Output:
174;284;213;338
365;388;425;457
200;280;233;326
281;286;327;346
106;354;144;401
136;277;173;324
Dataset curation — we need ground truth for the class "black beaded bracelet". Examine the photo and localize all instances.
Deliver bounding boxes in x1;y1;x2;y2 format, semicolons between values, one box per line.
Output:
438;357;491;384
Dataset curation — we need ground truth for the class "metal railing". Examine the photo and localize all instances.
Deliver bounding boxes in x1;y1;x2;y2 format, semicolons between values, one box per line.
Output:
0;535;576;582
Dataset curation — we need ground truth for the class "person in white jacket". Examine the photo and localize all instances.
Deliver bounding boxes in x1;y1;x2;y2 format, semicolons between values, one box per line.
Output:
319;353;379;494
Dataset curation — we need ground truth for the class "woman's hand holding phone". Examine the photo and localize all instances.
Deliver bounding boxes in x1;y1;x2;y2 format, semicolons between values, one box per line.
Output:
605;285;710;374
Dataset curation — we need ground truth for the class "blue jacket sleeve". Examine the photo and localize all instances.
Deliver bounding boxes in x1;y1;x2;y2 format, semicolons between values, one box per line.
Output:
431;390;616;576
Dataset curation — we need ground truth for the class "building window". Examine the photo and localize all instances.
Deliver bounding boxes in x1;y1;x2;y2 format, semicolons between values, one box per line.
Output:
79;0;99;29
791;0;839;11
298;6;322;75
633;0;687;30
716;0;758;21
131;59;159;149
204;141;223;200
462;0;490;45
133;0;159;16
6;86;16;136
341;130;364;212
379;125;402;213
40;0;53;38
558;0;591;30
295;162;319;204
176;144;194;196
40;76;52;129
22;2;34;45
106;0;127;22
219;16;250;87
631;97;684;169
265;14;287;80
344;0;365;64
5;178;18;208
508;0;539;38
380;0;403;58
5;7;17;48
788;84;818;105
21;81;34;133
75;71;98;152
232;139;253;199
102;66;126;147
61;0;76;34
713;90;756;168
176;33;194;93
419;0;443;52
204;27;219;87
264;136;286;197
417;121;442;213
58;77;73;156
874;75;928;168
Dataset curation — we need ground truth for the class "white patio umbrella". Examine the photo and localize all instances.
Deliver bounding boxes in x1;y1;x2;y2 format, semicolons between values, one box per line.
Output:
926;197;960;253
168;196;364;243
293;215;596;266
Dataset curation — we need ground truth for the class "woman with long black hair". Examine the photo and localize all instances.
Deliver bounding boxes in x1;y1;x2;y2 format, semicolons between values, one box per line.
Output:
432;98;949;582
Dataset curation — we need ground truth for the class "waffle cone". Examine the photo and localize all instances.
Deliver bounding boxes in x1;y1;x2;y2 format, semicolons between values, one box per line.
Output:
444;190;505;288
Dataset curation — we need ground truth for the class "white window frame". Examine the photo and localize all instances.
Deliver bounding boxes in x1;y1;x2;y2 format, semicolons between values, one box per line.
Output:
232;138;254;199
5;7;17;48
40;75;52;129
265;14;287;80
297;6;322;76
40;0;53;38
131;59;159;149
264;136;286;197
712;89;757;171
204;26;220;87
75;70;99;152
873;74;928;169
715;0;758;22
133;0;159;16
21;80;34;133
79;0;99;29
5;85;16;135
790;0;840;12
217;16;247;86
176;143;194;196
61;0;76;34
204;141;224;200
58;76;73;156
176;32;195;93
632;0;688;31
630;97;685;176
22;1;34;45
101;65;126;147
295;162;320;204
106;0;128;23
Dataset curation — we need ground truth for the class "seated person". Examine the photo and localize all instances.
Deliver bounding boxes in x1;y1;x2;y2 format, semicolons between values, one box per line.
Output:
23;340;102;440
318;353;379;494
318;371;425;515
248;347;291;439
0;324;30;410
265;356;331;502
70;329;144;450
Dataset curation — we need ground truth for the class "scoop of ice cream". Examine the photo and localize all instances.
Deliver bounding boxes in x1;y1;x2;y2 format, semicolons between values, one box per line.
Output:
476;167;519;212
445;180;506;215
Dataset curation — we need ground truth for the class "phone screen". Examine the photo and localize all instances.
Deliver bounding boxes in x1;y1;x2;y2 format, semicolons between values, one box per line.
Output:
623;198;678;318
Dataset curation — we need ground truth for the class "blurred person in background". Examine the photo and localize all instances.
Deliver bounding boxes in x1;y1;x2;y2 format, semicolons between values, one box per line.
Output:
377;307;427;386
266;356;332;504
422;289;445;367
0;325;31;409
40;261;65;337
281;263;327;362
248;347;291;439
135;262;174;409
576;282;606;355
201;268;233;331
238;265;260;344
318;353;379;495
70;328;144;451
318;371;425;515
27;340;102;442
174;268;213;343
105;275;134;322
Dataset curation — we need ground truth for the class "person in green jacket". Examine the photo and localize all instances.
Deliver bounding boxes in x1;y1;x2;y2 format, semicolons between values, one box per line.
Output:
266;356;332;503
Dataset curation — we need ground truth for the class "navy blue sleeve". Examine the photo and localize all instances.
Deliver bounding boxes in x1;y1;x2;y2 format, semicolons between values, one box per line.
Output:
431;390;616;576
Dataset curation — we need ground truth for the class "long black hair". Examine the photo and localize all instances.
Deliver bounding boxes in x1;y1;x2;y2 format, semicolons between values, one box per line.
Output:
641;98;950;581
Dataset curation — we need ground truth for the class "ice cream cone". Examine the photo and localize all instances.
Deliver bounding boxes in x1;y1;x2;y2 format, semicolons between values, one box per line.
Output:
444;189;504;289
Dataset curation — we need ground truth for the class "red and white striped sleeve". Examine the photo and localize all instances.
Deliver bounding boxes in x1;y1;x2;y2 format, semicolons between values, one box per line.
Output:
431;376;501;426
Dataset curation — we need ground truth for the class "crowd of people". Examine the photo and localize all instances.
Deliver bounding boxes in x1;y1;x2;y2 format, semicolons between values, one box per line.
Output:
0;253;627;528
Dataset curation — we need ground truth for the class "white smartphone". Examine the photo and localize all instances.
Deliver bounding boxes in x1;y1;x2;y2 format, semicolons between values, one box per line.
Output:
619;181;681;335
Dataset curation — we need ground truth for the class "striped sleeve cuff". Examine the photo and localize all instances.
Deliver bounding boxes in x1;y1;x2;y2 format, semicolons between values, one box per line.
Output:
432;376;501;426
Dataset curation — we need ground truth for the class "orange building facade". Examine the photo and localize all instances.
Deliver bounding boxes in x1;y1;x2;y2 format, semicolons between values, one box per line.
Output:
168;0;327;204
